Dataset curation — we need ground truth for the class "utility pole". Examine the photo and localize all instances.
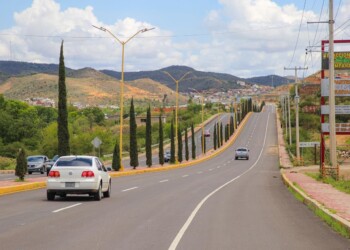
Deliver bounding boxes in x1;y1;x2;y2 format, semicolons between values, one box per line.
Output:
284;66;308;163
288;94;292;145
329;0;337;167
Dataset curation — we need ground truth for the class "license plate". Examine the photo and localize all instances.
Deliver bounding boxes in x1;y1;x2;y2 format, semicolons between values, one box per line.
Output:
65;182;75;188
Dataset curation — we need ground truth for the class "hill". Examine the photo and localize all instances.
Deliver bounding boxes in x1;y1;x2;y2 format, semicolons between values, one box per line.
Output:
245;75;293;87
0;72;187;106
101;65;243;92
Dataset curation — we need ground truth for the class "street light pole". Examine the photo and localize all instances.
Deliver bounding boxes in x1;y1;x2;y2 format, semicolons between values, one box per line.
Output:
163;71;192;163
93;25;154;171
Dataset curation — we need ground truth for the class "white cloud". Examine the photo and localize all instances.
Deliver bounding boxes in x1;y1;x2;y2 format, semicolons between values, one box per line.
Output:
1;0;349;77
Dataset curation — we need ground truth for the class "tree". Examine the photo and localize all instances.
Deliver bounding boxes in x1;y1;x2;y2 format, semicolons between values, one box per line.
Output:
201;135;206;154
15;148;27;181
216;123;220;148
213;124;217;150
57;41;70;156
170;119;175;163
191;122;196;159
146;105;152;167
158;116;164;166
129;98;139;169
185;127;189;161
177;127;183;163
111;141;121;171
230;116;234;136
220;122;223;146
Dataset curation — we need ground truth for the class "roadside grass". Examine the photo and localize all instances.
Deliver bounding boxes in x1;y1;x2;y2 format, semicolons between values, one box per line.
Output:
287;183;350;239
306;172;350;195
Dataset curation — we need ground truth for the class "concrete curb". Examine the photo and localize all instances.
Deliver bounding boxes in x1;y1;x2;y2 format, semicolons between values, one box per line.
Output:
0;113;251;196
0;181;46;196
281;171;350;236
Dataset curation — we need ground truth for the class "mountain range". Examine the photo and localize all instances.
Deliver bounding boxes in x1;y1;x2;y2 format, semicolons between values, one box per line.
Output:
0;60;294;106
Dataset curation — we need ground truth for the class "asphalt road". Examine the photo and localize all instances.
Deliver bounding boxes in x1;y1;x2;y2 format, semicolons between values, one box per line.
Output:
0;113;232;181
1;105;349;250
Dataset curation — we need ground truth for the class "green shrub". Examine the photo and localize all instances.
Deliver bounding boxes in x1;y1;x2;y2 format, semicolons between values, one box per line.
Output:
0;156;16;170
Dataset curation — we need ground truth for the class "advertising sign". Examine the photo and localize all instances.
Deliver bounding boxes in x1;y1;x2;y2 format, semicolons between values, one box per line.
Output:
321;105;350;114
321;79;350;96
322;51;350;70
299;142;320;148
322;123;350;132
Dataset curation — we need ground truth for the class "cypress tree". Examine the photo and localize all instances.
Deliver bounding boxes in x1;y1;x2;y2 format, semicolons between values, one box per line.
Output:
216;123;220;148
201;135;206;154
230;116;234;135
225;124;229;142
213;124;217;150
185;128;189;161
191;122;196;159
170;120;175;163
220;122;223;146
112;141;121;171
129;98;139;169
146;105;152;167
15;148;27;181
57;41;70;156
158;116;164;166
177;127;183;163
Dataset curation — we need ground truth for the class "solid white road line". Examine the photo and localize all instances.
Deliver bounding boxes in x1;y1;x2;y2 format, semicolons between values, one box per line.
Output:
159;179;169;183
169;112;270;250
122;187;138;192
53;203;82;213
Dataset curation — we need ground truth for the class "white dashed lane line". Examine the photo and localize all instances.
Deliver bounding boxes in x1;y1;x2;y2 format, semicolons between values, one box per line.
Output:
197;171;203;174
159;179;169;183
182;175;189;178
53;203;82;213
122;187;138;192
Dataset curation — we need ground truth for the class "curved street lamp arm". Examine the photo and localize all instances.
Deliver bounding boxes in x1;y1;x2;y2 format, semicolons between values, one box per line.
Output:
162;71;177;83
92;25;154;45
178;71;192;82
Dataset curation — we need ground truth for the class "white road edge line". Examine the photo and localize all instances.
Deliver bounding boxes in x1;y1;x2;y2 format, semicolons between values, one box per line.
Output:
53;203;82;213
169;112;270;250
122;187;138;192
159;179;169;183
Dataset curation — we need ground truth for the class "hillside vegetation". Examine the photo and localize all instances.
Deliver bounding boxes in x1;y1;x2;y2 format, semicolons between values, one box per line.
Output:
0;72;187;106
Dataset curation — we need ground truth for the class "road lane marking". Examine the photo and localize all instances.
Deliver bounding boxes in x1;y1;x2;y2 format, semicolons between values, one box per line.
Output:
159;179;169;183
169;112;270;250
208;169;213;171
53;203;82;213
217;166;221;168
122;187;138;192
182;175;189;178
197;171;202;174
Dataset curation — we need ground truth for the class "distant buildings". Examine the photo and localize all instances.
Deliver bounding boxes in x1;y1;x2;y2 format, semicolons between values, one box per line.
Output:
25;97;55;108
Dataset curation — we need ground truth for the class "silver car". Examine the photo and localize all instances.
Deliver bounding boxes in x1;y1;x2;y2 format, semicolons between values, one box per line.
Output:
46;156;111;201
27;155;49;174
235;147;249;160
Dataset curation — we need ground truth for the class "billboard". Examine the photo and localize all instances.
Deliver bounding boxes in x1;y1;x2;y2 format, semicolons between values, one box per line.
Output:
322;51;350;70
321;79;350;96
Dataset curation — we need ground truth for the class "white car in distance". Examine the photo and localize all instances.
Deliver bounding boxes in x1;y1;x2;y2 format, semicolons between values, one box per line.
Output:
46;156;111;201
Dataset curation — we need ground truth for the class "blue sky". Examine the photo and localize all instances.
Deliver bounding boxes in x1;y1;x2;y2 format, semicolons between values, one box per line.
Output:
0;0;348;77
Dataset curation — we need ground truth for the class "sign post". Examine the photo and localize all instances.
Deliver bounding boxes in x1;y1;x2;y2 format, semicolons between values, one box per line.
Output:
91;137;102;157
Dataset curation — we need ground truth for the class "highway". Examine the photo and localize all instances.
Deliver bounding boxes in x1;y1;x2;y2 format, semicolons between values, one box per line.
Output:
0;113;231;181
0;105;349;249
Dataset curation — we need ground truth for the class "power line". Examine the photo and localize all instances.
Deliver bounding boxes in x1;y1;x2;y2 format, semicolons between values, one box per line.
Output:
288;0;307;67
